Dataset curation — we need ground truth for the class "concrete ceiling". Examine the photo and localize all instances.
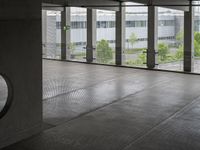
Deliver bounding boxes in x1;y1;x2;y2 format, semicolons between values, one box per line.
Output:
42;0;191;6
42;0;191;11
121;0;190;5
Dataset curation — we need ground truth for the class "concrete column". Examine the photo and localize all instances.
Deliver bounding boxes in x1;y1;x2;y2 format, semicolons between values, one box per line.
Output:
184;5;194;72
0;0;42;148
86;9;96;63
42;10;47;58
147;6;158;69
115;4;125;66
66;7;71;60
61;8;67;60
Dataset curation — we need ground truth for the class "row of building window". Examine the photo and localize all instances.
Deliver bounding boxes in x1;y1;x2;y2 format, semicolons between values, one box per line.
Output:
56;20;175;29
73;36;175;46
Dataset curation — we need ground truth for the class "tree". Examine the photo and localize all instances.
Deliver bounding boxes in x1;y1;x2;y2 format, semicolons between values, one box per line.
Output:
96;39;113;63
175;31;200;57
129;33;137;49
176;31;184;46
194;32;200;43
194;32;200;57
175;45;183;60
158;43;169;61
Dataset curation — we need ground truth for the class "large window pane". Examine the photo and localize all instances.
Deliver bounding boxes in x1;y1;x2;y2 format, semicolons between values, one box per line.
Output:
68;7;87;62
95;9;116;65
123;2;147;67
42;10;61;59
157;8;184;71
193;3;200;73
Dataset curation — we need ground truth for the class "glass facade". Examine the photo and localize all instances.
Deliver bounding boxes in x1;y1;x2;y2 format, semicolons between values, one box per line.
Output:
68;7;87;62
123;2;148;67
41;5;200;74
42;10;61;59
193;3;200;73
95;9;116;65
157;7;184;71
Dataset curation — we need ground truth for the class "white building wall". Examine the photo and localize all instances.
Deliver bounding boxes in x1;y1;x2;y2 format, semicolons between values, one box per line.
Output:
47;10;180;52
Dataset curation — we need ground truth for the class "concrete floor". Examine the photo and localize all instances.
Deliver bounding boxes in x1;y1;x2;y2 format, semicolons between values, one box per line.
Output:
3;59;200;150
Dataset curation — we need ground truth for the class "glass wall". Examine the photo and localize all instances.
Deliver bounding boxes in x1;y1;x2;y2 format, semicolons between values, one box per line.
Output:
41;6;200;74
95;9;116;65
193;3;200;73
157;8;184;71
68;7;87;62
123;2;148;67
42;10;61;59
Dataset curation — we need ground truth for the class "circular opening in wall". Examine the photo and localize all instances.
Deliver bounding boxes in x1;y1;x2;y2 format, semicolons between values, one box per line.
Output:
0;74;12;119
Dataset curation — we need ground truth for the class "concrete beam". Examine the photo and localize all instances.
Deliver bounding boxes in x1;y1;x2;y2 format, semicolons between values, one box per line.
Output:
67;0;119;6
121;0;189;11
42;3;64;11
42;0;66;6
152;0;189;6
42;0;120;11
121;0;148;5
67;0;120;11
164;6;189;12
87;7;119;12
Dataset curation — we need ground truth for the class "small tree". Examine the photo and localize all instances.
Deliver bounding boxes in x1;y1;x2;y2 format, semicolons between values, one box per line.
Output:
158;43;169;61
175;45;183;60
96;39;113;63
129;33;137;49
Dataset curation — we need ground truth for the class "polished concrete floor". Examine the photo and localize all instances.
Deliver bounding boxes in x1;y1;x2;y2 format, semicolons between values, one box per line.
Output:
3;59;200;150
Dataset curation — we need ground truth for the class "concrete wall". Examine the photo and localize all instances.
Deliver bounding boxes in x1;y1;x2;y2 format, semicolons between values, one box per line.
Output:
0;0;42;148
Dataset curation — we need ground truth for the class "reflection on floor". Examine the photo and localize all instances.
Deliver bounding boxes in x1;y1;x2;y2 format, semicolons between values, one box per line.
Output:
4;60;200;150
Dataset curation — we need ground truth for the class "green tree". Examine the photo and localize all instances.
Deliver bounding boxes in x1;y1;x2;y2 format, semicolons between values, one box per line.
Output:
135;53;146;65
175;45;183;60
194;32;200;43
129;33;137;48
194;32;200;57
158;43;169;61
176;31;184;46
96;39;113;63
